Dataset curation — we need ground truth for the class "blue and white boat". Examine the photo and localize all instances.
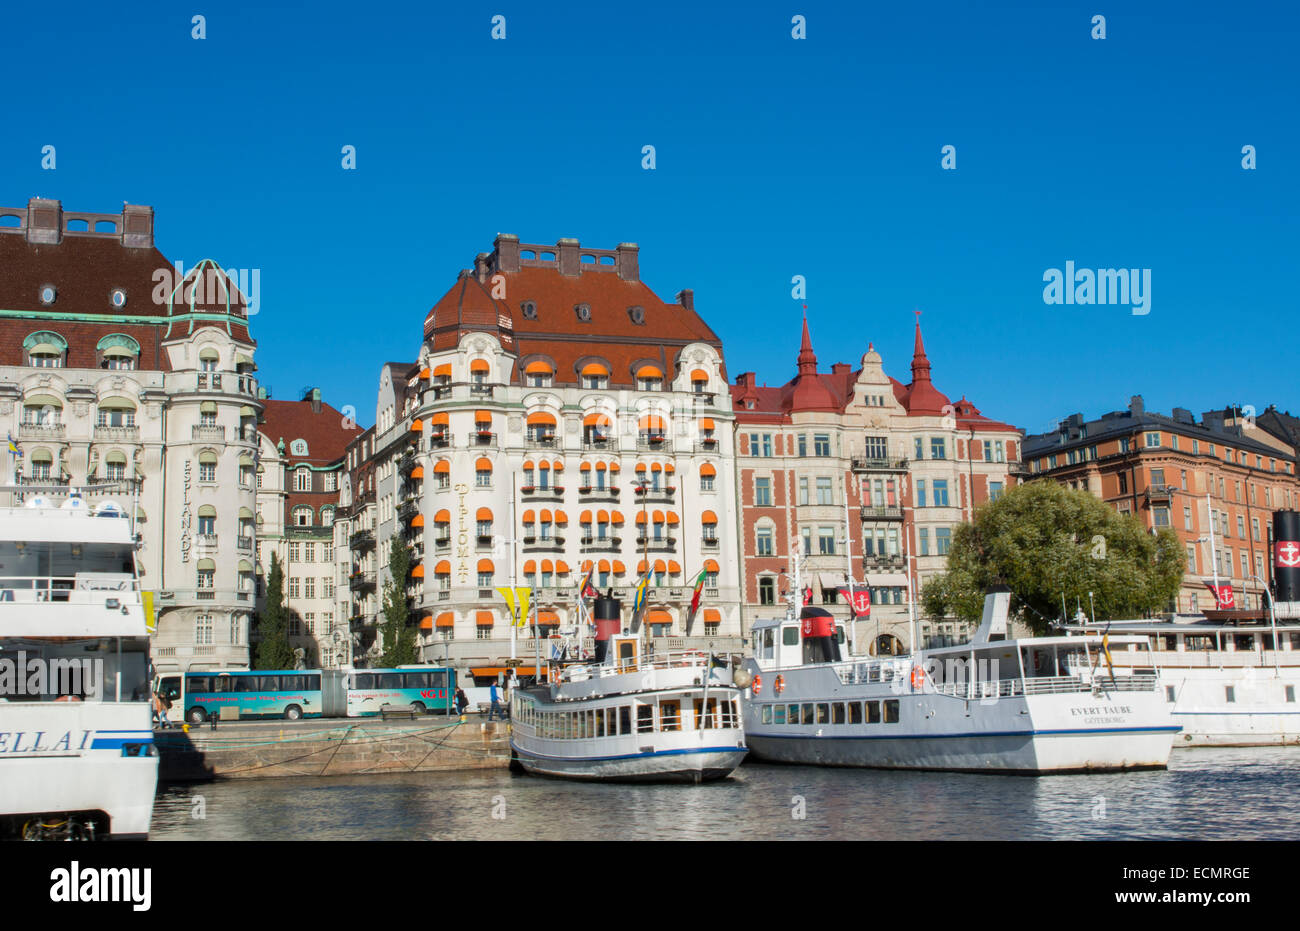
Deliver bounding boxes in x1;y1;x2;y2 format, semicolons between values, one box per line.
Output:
509;594;747;782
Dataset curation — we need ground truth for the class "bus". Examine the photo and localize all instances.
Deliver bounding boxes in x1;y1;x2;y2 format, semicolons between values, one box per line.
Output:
344;667;455;717
154;666;456;723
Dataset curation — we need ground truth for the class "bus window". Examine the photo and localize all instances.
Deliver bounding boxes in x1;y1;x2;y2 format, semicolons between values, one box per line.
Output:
431;670;448;689
379;673;402;689
353;673;375;689
234;676;262;692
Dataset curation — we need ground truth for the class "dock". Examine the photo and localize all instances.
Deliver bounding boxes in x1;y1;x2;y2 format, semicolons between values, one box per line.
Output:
154;716;511;781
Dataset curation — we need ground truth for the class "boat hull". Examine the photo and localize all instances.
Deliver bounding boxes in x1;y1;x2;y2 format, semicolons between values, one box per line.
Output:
511;742;746;783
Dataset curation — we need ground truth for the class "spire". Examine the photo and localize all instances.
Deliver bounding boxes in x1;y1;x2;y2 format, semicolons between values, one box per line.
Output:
910;310;931;384
797;310;817;377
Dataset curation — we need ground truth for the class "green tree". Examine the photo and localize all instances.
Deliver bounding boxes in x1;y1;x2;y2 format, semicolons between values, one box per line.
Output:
256;551;296;669
378;535;419;667
921;481;1185;633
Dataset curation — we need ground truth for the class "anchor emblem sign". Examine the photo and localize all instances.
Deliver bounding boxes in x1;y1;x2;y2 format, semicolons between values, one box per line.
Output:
1277;541;1300;569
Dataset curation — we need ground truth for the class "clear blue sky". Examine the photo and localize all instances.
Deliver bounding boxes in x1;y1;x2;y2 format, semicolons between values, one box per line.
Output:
4;0;1295;434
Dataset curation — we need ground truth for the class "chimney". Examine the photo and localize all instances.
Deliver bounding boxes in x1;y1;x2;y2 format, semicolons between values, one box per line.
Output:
474;253;490;282
616;242;639;281
831;362;851;374
736;372;756;388
1129;395;1145;417
122;204;154;248
675;288;694;311
557;238;581;276
311;387;322;414
494;233;520;273
26;197;62;245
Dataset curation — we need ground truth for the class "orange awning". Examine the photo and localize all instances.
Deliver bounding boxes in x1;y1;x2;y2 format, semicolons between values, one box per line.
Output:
476;611;494;627
411;514;426;528
703;559;719;572
522;459;534;471
664;463;675;474
699;417;715;431
470;359;490;373
434;560;450;574
433;363;452;378
434;460;450;474
636;364;664;379
554;511;567;524
581;560;594;572
539;509;552;523
541;559;553;573
522;510;536;523
581;362;609;376
598;559;611;573
596;509;609;523
475;457;493;471
612;560;626;574
703;609;721;623
551;460;563;471
476;506;493;521
527;411;557;426
647;609;672;625
580;510;593;523
475;409;492;423
635;512;647;524
580;461;592;472
410;466;425;479
666;512;679;525
477;558;495;573
637;559;649;573
537;611;560;625
583;412;612;426
668;560;681;573
411;564;425;578
691;368;709;382
651;463;662;472
638;414;665;431
525;360;553;374
653;559;666;573
523;559;537;574
419;368;431;380
436;612;454;628
635;463;647;472
432;412;449;426
594;461;607;471
609;462;620;472
434;509;450;523
700;463;716;477
611;511;624;524
652;510;665;523
701;510;718;524
555;560;569;573
419;615;434;630
410;419;423;433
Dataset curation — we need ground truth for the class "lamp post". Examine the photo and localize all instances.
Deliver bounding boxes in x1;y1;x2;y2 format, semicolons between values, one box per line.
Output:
1250;573;1280;674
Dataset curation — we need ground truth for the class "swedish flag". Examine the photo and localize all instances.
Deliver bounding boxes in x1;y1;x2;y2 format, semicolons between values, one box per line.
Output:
7;433;21;457
632;572;649;618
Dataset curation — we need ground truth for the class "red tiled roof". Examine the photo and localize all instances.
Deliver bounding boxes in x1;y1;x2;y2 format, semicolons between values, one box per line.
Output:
0;317;173;370
260;398;363;468
423;248;723;385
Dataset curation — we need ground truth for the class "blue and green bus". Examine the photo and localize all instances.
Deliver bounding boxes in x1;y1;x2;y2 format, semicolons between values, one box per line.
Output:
155;667;456;723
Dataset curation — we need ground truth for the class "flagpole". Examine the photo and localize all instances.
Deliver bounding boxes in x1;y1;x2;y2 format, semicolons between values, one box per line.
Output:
1207;491;1219;609
510;471;518;662
843;471;857;656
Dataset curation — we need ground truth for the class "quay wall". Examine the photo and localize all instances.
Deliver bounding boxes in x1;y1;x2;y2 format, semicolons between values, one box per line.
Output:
155;716;511;781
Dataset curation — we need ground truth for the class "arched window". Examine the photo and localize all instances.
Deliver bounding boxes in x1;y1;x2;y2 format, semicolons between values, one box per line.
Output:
197;504;217;537
104;451;128;481
320;506;334;527
24;331;66;368
635;364;664;391
198;347;220;372
96;397;136;428
198;450;218;483
21;395;62;427
293;506;313;527
475;457;492;488
580;362;609;390
97;334;141;370
524;360;554;388
239;454;255;488
29;448;54;481
294;467;311;492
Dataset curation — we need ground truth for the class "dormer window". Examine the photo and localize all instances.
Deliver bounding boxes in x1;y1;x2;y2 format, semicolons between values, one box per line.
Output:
524;361;553;388
635;364;664;392
521;301;538;320
39;285;56;306
199;348;219;372
109;288;128;309
628;305;645;325
574;303;592;322
24;331;67;368
581;362;610;390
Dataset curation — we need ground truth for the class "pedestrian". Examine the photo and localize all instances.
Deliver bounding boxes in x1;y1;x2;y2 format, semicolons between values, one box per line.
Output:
488;678;501;721
454;687;468;716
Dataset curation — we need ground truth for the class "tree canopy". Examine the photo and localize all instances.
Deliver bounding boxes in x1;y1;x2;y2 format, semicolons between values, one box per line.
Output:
378;535;419;667
921;480;1185;633
255;551;296;669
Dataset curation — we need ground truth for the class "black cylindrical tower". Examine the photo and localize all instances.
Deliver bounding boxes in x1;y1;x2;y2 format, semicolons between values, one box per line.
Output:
1274;510;1300;603
593;594;622;664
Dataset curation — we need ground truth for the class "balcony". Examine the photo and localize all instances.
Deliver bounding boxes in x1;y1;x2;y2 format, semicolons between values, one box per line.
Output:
634;485;676;502
691;392;716;406
701;536;719;549
194;533;219;550
1008;461;1031;477
476;535;495;549
526;434;558;450
433;537;451;551
398;500;420;521
398;452;416;475
636;536;677;552
520;485;564;499
863;554;906;571
17;422;65;440
94;424;140;442
636;436;672;453
469;383;495;398
522;536;565;551
83;476;143;495
580;536;622;552
349;613;376;631
430;432;450;449
861;505;904;521
578;485;619;500
192;424;225;442
467;431;497;448
582;437;617;452
349;571;376;592
236;535;254;552
1145;484;1174;505
851;457;908;472
350;528;376;551
697;437;719;452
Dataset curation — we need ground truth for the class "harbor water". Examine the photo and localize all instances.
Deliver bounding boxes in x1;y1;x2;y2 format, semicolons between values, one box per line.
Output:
152;747;1297;840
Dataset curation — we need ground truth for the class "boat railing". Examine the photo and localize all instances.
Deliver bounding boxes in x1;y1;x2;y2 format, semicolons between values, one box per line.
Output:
0;573;139;604
558;649;717;684
1091;674;1159;693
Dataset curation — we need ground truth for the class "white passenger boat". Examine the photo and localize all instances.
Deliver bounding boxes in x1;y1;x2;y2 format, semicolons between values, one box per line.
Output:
1065;614;1300;747
741;589;1179;774
509;594;747;782
0;492;158;839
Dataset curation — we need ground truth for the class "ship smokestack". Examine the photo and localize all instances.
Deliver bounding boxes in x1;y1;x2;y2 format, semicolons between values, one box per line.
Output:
1274;510;1300;606
593;593;622;664
800;606;841;664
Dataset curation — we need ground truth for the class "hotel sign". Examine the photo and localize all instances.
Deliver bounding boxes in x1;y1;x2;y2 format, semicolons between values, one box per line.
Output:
455;482;470;583
180;460;192;563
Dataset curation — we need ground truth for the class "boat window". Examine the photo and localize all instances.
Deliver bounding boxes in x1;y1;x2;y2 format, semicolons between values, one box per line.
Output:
1225;686;1235;703
660;700;680;731
773;704;786;724
761;704;773;724
832;702;846;724
1287;686;1296;704
816;703;830;724
1165;686;1176;702
619;705;631;734
595;708;606;737
848;701;863;724
1234;635;1256;651
866;701;881;723
883;699;900;723
1290;633;1300;650
787;703;799;723
637;705;654;733
783;627;799;646
801;703;815;725
1159;635;1176;651
1185;635;1214;651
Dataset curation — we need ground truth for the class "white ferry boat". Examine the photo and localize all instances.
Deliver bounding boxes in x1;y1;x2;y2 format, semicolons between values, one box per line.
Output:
741;589;1178;774
1065;613;1300;747
509;594;748;782
0;493;158;839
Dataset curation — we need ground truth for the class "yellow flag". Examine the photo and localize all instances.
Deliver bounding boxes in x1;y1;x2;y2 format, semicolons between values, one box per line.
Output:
495;586;517;625
141;591;157;634
514;587;532;627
